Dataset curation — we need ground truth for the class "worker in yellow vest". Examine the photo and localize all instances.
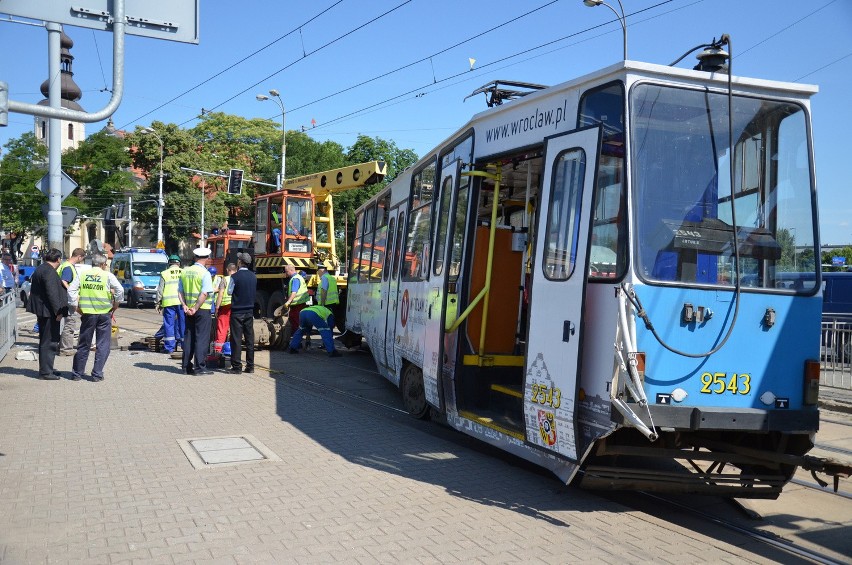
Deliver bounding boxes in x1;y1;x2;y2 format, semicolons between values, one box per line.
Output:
58;248;86;355
156;255;184;353
67;253;123;381
287;304;340;357
214;263;236;353
316;264;340;322
178;247;215;375
283;264;309;335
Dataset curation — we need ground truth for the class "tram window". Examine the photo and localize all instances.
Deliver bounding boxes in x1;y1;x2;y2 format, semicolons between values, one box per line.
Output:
350;236;362;284
384;217;396;282
631;84;817;290
412;160;436;208
543;149;586;281
376;192;390;230
449;183;470;281
393;212;405;279
354;210;364;240
433;174;454;276
579;81;626;280
371;224;388;282
404;160;437;282
363;203;376;235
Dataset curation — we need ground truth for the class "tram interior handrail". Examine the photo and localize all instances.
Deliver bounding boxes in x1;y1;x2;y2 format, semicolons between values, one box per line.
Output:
446;167;501;351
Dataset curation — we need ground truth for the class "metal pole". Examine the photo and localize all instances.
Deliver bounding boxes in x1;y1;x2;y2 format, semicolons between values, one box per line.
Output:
127;196;132;247
46;22;63;253
279;101;286;189
157;143;164;244
200;177;206;248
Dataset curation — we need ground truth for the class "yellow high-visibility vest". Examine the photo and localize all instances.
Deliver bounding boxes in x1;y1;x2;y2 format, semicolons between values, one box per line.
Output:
79;270;112;314
160;265;182;307
289;273;308;305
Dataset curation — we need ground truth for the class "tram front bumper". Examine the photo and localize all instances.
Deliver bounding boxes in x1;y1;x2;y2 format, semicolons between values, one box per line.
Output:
612;404;819;433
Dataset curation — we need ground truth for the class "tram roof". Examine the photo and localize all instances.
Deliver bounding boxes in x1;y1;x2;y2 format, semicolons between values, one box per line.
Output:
404;59;819;178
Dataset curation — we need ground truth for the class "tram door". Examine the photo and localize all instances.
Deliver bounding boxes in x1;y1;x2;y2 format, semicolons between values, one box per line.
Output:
422;161;462;410
523;126;601;461
383;206;406;374
376;207;397;369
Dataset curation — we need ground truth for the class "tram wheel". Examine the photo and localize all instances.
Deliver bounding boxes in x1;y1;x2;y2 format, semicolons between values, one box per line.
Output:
401;364;429;419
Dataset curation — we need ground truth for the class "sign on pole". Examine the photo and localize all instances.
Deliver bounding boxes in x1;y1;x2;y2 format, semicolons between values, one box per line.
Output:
41;205;78;229
36;171;78;202
0;0;200;44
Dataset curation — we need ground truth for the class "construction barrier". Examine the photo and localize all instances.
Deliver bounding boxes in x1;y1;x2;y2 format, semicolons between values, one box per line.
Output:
0;292;17;363
821;319;852;390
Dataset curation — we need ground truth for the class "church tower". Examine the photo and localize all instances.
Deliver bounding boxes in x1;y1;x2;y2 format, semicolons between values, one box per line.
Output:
34;31;85;152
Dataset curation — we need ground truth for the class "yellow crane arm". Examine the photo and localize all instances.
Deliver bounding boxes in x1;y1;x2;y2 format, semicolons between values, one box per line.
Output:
283;161;387;196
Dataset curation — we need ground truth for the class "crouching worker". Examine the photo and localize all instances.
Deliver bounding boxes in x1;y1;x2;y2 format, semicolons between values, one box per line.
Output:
287;304;340;357
68;253;123;382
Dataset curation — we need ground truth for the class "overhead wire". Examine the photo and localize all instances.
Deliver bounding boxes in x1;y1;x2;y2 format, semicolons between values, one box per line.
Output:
175;0;415;127
119;1;346;129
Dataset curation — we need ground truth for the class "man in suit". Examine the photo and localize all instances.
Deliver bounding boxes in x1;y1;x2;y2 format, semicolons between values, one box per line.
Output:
26;248;68;380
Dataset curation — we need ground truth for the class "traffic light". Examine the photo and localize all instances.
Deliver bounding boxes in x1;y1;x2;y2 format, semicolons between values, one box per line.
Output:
227;168;244;195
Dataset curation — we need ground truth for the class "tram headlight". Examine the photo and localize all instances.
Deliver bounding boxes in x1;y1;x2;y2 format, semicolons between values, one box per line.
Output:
803;360;820;405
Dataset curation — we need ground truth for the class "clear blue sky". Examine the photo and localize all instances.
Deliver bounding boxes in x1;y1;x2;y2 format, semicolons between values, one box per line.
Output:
2;0;850;243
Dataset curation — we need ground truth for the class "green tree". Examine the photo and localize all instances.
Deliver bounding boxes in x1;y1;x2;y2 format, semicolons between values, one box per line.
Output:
333;135;419;252
63;130;137;217
0;133;48;253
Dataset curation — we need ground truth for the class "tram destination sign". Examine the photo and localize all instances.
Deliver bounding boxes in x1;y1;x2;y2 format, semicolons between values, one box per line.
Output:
0;0;200;44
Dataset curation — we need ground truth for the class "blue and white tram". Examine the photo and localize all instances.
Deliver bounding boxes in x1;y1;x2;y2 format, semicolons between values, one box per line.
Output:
345;40;841;496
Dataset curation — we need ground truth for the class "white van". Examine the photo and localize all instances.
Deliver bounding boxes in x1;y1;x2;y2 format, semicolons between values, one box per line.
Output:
111;248;169;307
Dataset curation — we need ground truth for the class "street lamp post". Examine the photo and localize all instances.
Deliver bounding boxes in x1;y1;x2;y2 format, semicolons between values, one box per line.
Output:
583;0;627;61
256;90;286;190
141;127;165;245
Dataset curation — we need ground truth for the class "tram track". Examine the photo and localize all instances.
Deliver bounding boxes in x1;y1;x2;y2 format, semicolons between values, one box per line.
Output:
632;492;846;565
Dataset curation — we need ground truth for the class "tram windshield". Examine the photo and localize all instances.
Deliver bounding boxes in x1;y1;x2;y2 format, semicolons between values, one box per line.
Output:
631;84;817;290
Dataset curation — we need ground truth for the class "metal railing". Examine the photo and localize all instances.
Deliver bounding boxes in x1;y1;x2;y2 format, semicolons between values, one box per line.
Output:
821;319;852;390
0;292;17;363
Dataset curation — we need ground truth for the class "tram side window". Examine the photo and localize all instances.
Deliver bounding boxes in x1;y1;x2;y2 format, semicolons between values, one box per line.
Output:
384;217;396;282
350;210;364;285
404;160;437;282
393;212;406;279
578;81;626;280
433;174;454;276
543;149;587;280
359;204;376;283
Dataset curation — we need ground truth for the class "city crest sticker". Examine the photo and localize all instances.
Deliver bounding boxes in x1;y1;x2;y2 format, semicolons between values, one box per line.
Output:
537;409;557;446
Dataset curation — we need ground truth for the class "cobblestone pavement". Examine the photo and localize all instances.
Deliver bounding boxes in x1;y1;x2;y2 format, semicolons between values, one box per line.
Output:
0;308;823;563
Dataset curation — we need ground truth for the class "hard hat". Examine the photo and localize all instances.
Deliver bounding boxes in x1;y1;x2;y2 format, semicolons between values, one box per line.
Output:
208;266;217;276
168;254;180;263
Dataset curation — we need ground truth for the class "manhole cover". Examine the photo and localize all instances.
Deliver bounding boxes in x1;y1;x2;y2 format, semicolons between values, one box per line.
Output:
177;435;280;469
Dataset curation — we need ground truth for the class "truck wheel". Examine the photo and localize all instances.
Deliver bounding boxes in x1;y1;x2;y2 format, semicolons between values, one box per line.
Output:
255;290;269;320
268;291;285;319
401;364;429;419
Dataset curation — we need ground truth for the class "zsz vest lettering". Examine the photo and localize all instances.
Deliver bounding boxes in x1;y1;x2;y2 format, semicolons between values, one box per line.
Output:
160;266;182;307
79;271;112;314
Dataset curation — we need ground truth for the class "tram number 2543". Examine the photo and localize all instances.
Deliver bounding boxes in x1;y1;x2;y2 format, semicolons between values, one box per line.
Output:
700;372;751;395
531;384;562;409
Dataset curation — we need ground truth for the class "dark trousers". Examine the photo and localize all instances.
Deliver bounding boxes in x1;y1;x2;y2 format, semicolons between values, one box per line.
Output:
183;310;212;371
37;315;61;377
289;310;336;353
229;310;255;371
72;313;112;378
